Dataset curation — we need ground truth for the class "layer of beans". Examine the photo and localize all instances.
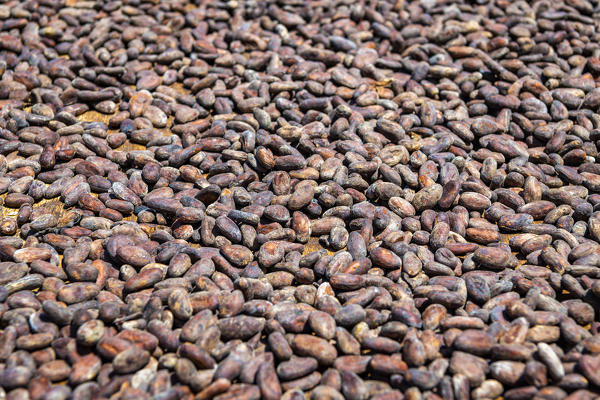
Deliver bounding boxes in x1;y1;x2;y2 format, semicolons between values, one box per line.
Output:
1;0;600;399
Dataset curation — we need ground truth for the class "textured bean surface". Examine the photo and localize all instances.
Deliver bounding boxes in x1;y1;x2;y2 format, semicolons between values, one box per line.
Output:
1;0;600;399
